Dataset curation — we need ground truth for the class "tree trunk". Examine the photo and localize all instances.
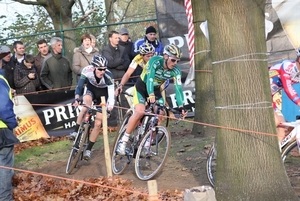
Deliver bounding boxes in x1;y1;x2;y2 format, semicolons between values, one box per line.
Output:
206;0;298;200
191;0;216;138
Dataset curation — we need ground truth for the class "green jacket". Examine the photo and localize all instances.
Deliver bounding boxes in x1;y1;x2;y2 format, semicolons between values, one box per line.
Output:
40;51;72;89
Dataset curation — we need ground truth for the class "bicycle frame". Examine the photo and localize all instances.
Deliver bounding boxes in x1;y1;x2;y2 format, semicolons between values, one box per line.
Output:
279;120;300;152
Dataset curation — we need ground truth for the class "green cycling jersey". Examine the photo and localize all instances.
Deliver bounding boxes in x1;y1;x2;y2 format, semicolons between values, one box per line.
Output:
140;55;185;107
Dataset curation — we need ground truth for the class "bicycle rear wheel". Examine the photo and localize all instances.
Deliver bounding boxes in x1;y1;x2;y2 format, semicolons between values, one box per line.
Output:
281;140;300;196
134;126;171;180
66;124;89;174
206;144;216;187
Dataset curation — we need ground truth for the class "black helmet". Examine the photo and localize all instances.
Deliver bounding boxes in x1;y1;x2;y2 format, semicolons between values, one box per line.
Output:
91;54;108;67
163;44;182;58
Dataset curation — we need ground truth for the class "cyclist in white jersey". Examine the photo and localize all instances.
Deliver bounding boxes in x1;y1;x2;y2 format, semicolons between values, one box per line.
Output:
68;54;115;160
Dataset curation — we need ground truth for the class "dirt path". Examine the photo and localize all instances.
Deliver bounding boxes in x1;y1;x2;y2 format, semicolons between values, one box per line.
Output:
31;132;213;192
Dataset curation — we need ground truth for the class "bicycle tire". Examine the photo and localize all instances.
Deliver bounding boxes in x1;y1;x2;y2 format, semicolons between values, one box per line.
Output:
111;126;130;175
134;126;171;180
66;124;89;174
206;144;216;187
281;140;300;196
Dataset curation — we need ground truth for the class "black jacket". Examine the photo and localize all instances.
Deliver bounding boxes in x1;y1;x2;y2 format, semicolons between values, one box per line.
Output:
102;43;130;79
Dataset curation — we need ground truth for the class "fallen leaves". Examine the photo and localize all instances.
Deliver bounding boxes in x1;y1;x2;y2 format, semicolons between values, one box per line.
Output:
12;136;185;200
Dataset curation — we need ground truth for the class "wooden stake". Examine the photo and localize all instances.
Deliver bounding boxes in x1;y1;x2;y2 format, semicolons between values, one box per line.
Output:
101;96;112;177
147;180;159;201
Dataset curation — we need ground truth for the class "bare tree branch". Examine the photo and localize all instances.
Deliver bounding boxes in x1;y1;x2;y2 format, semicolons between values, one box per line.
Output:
77;0;85;15
119;0;133;22
73;7;99;28
67;0;76;10
12;0;47;6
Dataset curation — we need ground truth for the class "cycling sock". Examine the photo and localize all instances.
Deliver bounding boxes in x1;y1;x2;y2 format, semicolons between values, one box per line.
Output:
86;141;95;151
122;133;130;142
74;124;80;132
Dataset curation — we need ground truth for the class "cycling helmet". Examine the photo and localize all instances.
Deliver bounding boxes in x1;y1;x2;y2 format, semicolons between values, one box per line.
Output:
91;54;108;67
163;44;182;58
139;43;155;55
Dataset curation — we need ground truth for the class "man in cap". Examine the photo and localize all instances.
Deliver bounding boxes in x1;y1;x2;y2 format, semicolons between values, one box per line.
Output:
119;27;134;61
0;46;14;89
132;25;164;57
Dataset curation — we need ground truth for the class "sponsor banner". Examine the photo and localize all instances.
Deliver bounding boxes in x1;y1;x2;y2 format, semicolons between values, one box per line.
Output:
12;88;196;141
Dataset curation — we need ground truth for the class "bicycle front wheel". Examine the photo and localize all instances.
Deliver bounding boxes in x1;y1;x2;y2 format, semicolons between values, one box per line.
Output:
206;144;216;187
281;140;300;196
135;126;171;180
66;124;89;174
111;126;130;175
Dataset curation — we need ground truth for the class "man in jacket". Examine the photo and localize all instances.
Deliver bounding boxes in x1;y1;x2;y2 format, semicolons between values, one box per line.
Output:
40;37;73;90
0;45;20;201
132;26;164;57
102;30;130;80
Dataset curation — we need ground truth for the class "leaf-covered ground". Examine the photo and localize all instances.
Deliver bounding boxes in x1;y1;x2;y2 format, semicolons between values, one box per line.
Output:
12;128;212;200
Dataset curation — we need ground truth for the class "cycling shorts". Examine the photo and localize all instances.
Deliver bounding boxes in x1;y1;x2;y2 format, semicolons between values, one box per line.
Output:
133;78;164;105
84;83;108;105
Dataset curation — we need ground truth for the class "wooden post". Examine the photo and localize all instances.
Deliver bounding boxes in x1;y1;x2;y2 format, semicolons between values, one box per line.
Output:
101;96;112;177
147;180;159;201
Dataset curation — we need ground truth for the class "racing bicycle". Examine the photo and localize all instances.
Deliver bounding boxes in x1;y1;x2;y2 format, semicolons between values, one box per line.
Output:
111;101;181;180
206;116;300;195
66;104;108;174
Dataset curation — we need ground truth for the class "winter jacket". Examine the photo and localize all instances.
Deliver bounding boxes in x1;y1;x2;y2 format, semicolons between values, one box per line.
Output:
132;36;164;57
14;61;40;94
0;75;19;149
34;52;50;75
119;39;134;61
40;51;72;90
102;43;130;79
72;46;99;75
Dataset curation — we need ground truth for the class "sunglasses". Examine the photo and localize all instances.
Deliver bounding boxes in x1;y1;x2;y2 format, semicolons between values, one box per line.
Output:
96;68;107;71
169;57;180;63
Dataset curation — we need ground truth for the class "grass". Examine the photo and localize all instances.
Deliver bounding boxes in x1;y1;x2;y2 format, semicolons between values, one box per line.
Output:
14;131;119;170
14;117;213;171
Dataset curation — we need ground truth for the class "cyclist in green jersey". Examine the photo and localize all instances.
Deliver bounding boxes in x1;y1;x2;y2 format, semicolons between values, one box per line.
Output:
117;44;187;155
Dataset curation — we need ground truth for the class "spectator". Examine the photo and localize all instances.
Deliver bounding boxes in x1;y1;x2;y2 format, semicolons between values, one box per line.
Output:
7;41;26;89
132;25;163;57
118;27;134;61
34;39;50;90
40;37;72;90
102;30;130;80
90;34;99;52
0;45;20;201
0;46;11;78
34;39;50;76
72;33;99;82
14;54;40;94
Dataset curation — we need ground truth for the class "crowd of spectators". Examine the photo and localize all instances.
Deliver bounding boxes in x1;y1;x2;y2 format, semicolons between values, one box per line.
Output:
0;25;162;95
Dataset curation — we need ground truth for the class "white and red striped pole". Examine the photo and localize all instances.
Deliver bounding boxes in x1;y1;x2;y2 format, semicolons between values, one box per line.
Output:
184;0;195;68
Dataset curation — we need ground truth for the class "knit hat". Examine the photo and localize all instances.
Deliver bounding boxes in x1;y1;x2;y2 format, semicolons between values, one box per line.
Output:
0;45;11;59
119;27;129;35
145;26;157;34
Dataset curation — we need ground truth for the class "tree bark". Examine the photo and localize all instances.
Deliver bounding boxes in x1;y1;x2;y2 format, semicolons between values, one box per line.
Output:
206;0;298;200
191;0;216;138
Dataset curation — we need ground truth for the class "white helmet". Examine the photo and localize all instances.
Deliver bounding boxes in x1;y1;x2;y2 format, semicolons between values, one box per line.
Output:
91;54;108;67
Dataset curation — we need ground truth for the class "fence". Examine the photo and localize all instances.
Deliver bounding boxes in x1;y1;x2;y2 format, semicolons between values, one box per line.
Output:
0;18;157;60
